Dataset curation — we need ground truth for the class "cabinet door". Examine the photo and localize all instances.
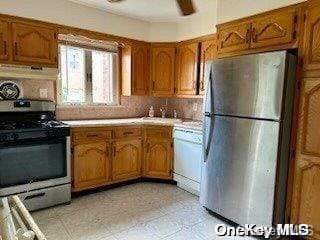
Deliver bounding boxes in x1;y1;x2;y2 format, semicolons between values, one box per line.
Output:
132;44;149;95
291;78;320;240
217;22;251;55
0;20;9;60
303;3;320;72
199;38;217;95
250;8;298;49
73;142;110;190
112;139;142;181
176;42;199;95
151;45;175;96
12;22;57;65
144;139;172;179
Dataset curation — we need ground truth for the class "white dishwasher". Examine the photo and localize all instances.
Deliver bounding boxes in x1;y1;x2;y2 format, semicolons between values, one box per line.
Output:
173;127;203;196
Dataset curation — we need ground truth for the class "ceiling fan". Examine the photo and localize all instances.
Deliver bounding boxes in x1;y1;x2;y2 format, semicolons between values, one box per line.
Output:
107;0;196;16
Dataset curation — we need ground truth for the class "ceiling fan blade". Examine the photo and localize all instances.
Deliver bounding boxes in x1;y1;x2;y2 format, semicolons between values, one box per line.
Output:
176;0;196;16
107;0;124;2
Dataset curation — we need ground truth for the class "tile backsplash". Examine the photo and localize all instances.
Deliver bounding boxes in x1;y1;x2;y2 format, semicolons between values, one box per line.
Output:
4;79;203;121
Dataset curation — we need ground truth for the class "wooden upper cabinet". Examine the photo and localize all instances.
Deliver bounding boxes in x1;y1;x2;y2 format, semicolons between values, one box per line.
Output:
144;138;172;179
112;139;142;181
150;44;175;96
11;22;58;66
176;42;199;95
132;44;150;95
199;37;217;95
0;20;9;60
290;78;320;240
250;8;298;49
217;4;302;57
73;142;110;190
302;2;320;73
217;22;251;55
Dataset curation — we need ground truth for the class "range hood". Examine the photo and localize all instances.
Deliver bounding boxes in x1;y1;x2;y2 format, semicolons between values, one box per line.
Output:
0;64;58;81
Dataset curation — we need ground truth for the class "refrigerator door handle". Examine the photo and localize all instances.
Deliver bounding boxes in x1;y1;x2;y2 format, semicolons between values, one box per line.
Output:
203;64;214;162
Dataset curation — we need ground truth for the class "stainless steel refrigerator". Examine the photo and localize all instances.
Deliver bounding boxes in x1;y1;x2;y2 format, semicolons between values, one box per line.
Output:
200;51;296;226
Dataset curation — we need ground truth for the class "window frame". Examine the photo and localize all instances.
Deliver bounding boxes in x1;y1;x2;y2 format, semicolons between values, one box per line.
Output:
57;42;120;107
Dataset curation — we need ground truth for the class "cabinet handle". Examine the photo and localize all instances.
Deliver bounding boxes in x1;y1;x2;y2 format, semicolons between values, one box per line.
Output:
251;28;256;43
113;146;116;157
106;147;109;157
87;134;99;137
14;42;18;55
3;41;7;55
123;131;134;135
147;143;150;152
193;81;196;90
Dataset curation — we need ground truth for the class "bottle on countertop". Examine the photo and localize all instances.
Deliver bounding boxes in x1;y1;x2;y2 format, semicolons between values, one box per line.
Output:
149;106;154;118
173;110;178;119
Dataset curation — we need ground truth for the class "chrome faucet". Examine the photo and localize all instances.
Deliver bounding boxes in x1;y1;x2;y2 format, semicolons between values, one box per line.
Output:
160;108;166;118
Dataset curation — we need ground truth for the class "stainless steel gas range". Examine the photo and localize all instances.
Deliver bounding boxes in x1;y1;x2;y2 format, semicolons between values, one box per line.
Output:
0;99;71;211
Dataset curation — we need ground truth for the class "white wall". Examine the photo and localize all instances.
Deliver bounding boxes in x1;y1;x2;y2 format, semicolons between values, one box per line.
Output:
0;0;150;41
148;22;179;42
217;0;307;24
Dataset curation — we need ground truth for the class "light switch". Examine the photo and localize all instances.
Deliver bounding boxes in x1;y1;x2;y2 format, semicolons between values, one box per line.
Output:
193;102;198;112
39;88;48;98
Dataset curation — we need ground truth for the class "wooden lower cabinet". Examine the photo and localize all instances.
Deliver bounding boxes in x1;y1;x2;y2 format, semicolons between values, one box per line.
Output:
111;139;142;181
73;141;111;191
143;138;172;179
71;126;173;192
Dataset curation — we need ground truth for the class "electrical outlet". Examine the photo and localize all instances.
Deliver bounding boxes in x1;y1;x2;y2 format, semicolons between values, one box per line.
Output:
193;102;198;112
39;88;48;99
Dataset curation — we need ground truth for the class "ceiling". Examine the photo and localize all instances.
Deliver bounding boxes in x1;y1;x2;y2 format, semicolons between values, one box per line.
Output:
68;0;204;22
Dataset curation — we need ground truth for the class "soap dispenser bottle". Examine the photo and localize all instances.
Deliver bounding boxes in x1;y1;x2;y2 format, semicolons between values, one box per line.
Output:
149;106;154;118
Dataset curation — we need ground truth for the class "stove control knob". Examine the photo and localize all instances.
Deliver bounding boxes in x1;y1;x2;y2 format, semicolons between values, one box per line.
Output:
0;134;7;141
12;133;19;140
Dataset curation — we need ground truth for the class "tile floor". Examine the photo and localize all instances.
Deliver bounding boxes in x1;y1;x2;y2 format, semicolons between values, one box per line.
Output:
31;182;253;240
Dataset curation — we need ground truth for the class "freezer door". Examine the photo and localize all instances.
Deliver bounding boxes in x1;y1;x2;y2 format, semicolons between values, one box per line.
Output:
200;115;280;226
212;51;287;120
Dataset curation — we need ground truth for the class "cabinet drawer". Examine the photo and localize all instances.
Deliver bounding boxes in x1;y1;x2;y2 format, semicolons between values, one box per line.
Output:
73;130;112;142
114;128;142;139
145;127;172;139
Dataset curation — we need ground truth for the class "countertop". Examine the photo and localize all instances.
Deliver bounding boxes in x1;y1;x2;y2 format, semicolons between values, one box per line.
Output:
62;117;203;131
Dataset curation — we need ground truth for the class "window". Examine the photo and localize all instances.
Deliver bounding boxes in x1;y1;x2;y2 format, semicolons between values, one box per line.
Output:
58;42;118;105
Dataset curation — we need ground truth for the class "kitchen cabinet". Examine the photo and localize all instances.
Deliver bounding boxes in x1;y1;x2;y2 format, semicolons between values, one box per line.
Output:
150;44;175;96
11;22;58;66
112;139;142;181
144;138;172;179
217;21;251;55
290;78;320;240
132;43;150;95
217;5;300;57
250;8;298;49
302;2;320;74
73;142;111;191
143;126;173;179
176;42;199;96
0;20;9;60
199;37;217;95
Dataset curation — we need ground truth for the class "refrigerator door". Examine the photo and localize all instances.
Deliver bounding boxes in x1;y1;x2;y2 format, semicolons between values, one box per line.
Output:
200;115;280;226
212;51;287;120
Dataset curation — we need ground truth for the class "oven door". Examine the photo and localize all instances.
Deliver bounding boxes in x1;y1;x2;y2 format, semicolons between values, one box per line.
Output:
0;136;71;196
